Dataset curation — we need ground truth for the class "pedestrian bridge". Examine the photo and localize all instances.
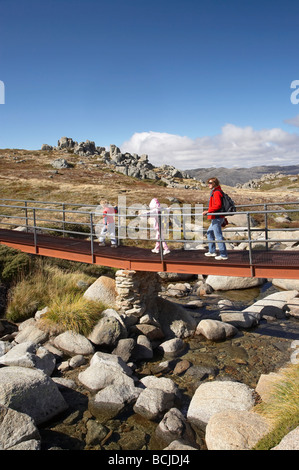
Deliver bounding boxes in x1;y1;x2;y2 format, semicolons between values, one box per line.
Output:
0;198;299;279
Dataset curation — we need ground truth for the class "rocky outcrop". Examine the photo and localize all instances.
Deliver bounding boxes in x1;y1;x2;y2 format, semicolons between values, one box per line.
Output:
42;137;193;184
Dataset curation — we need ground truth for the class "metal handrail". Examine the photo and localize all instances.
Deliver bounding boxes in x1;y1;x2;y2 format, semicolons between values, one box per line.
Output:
1;198;299;266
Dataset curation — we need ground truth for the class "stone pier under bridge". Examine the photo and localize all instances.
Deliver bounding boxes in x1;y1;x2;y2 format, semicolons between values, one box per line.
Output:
84;269;197;340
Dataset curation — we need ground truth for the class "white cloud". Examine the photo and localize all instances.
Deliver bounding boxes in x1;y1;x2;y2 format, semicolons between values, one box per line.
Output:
121;124;299;170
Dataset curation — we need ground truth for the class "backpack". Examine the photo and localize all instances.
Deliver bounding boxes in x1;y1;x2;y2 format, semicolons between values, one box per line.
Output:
213;190;236;214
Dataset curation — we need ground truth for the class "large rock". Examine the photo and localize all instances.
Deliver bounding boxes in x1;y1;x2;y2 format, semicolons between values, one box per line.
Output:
83;276;117;307
272;278;299;291
0;404;41;450
205;410;270;450
206;275;265;291
0;367;68;424
187;381;255;430
57;136;76;149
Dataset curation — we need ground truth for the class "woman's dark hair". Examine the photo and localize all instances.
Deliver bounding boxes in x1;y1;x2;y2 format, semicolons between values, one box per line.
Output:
207;177;220;186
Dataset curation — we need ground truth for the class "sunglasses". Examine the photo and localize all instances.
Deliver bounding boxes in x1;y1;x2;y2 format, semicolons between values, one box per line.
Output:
208;181;214;184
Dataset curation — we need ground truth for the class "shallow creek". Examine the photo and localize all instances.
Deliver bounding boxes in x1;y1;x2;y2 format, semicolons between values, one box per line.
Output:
39;282;299;450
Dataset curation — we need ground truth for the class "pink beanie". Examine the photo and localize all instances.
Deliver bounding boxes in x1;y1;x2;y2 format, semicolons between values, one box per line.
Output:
149;198;160;209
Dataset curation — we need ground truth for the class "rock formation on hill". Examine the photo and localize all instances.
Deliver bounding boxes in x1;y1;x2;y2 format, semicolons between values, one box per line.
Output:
42;137;299;188
42;137;193;186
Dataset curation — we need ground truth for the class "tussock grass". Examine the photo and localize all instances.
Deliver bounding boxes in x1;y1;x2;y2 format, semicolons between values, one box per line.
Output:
5;261;100;328
253;363;299;450
39;292;105;336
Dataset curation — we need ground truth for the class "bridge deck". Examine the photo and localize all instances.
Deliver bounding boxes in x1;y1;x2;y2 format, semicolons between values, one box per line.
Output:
0;228;298;279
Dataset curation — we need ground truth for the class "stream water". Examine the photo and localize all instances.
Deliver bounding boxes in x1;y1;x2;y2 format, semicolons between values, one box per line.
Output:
39;281;299;451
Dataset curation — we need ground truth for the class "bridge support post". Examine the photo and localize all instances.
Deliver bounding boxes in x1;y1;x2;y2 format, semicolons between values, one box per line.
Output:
115;270;161;318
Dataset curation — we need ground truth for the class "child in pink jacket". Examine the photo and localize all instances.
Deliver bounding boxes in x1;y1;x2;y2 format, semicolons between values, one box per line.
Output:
148;198;170;255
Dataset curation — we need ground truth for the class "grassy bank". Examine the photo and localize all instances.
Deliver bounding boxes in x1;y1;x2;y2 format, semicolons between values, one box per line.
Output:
1;246;113;334
253;363;299;450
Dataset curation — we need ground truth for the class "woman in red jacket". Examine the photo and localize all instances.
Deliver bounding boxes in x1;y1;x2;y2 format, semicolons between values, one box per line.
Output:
202;177;228;260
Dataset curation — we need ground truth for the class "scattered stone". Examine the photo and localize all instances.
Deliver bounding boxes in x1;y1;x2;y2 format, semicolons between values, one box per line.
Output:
0;265;297;450
112;338;135;362
54;330;94;356
14;323;49;345
133;387;174;421
158;338;186;357
220;311;259;328
78;352;134;392
89;384;141;421
196;319;238;341
133;335;153;360
88;316;122;348
140;376;179;399
51;158;72;169
155;407;197;447
173;359;191;375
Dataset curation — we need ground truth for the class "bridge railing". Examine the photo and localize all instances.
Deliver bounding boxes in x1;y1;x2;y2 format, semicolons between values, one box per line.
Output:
0;198;299;264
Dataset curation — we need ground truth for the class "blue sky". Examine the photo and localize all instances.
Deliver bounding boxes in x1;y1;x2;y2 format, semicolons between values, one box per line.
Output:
0;0;299;169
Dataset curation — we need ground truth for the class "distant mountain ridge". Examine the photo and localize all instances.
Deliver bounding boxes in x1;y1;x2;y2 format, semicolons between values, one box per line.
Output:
185;165;299;187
